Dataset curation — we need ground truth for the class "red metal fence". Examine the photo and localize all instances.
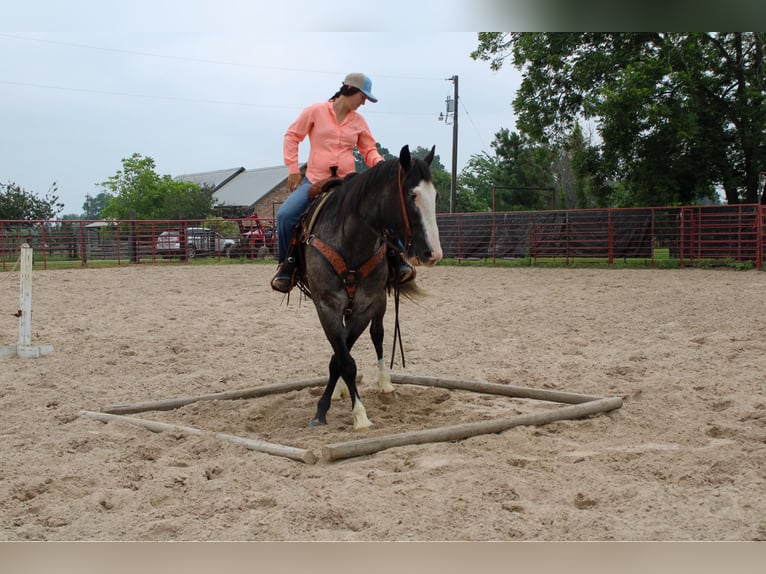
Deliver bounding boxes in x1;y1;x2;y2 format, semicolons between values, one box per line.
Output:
1;204;764;270
0;217;277;269
438;204;764;269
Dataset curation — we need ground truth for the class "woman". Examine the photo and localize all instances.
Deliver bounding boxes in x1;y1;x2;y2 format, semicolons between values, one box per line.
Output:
271;73;385;293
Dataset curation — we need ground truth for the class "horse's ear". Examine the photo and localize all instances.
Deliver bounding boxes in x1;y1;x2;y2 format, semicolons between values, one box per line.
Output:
425;145;435;166
399;145;411;171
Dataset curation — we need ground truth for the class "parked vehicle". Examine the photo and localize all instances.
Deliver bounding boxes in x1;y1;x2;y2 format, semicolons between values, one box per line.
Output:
155;227;236;259
227;213;277;258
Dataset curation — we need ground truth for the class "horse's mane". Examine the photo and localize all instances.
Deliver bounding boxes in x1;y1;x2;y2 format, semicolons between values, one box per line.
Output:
331;156;432;223
326;159;398;222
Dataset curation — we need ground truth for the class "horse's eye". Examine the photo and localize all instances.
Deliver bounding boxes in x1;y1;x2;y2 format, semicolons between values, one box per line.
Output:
408;191;417;202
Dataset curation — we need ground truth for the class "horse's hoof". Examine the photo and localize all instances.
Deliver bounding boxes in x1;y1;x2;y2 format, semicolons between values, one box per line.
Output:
308;418;326;428
354;422;374;432
379;390;398;404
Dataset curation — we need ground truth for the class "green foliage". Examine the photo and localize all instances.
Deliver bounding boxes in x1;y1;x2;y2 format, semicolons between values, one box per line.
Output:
0;181;63;220
458;129;556;211
205;217;239;238
81;192;112;219
99;153;215;220
472;32;766;206
354;143;446;173
409;145;446;172
431;169;452;213
355;143;453;212
354;143;395;172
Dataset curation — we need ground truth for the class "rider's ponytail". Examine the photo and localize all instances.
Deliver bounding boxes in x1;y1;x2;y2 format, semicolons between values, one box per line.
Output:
329;84;362;101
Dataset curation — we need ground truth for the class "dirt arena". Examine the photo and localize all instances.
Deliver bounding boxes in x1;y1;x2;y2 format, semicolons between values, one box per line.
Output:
1;262;765;541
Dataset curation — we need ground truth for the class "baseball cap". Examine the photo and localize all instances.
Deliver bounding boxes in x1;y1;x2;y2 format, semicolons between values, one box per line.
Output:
343;73;378;102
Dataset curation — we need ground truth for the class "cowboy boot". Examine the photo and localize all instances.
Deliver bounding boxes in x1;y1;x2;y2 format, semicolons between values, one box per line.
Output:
271;256;297;293
398;254;415;283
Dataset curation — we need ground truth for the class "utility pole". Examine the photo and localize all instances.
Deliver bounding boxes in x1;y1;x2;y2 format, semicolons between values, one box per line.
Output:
439;75;459;213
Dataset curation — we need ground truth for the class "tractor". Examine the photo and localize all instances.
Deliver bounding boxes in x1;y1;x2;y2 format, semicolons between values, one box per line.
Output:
227;213;277;258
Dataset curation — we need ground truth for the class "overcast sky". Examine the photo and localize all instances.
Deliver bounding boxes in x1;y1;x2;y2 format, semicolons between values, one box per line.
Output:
2;2;528;215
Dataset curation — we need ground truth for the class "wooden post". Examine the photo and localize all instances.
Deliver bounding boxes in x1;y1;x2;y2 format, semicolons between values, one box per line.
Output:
390;373;603;404
322;396;623;462
79;410;318;464
18;243;32;347
100;375;360;415
0;244;54;359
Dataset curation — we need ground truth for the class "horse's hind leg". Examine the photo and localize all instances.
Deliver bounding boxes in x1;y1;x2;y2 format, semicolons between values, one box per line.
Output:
370;315;396;401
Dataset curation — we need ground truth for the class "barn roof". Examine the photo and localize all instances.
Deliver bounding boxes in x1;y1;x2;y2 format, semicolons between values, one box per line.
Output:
211;165;289;207
174;167;245;191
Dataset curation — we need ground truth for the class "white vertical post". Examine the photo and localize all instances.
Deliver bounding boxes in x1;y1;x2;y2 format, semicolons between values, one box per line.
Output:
1;244;53;359
18;243;33;347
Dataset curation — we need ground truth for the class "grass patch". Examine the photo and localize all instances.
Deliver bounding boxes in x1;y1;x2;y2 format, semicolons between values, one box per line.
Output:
2;252;758;273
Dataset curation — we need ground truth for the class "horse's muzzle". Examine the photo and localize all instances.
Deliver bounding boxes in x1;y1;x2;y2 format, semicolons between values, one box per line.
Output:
412;247;443;267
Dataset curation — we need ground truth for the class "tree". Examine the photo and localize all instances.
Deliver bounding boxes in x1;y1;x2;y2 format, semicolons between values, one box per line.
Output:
82;193;112;219
407;145;453;212
432;169;453;213
459;129;556;211
553;123;613;209
355;143;453;212
354;143;395;173
99;153;214;220
0;181;63;220
472;32;766;205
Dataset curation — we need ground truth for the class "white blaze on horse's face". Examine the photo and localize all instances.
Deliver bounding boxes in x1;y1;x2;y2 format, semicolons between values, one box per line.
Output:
411;178;443;265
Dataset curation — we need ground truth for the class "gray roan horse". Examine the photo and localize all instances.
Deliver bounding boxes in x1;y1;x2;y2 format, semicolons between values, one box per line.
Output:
296;145;443;430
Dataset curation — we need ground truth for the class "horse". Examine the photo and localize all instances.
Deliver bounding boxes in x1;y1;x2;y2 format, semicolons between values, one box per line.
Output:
298;145;443;430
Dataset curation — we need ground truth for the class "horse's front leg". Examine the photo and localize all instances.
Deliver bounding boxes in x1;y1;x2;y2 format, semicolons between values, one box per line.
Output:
370;315;396;402
314;343;372;431
340;353;373;431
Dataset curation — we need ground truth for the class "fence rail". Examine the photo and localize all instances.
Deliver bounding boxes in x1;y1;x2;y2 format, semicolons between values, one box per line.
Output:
437;204;764;269
2;204;764;270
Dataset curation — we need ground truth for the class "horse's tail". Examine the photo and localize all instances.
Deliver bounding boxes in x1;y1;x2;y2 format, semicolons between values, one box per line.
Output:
391;279;428;301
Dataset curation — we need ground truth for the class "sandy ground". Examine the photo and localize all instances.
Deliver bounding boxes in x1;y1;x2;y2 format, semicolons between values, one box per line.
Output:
1;262;765;541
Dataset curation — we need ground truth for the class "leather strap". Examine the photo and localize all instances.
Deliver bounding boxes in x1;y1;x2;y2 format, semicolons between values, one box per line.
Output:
308;236;387;315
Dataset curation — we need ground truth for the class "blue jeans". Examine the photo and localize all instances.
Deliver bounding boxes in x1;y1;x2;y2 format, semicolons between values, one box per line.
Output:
276;178;312;263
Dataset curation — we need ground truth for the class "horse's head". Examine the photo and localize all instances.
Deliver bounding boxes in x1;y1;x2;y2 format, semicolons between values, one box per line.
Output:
396;145;443;267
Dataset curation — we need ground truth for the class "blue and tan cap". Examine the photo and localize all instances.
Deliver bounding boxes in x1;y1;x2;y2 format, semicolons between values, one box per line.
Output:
343;73;378;102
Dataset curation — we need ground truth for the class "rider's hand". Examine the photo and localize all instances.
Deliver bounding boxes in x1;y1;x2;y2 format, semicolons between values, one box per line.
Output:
287;173;302;192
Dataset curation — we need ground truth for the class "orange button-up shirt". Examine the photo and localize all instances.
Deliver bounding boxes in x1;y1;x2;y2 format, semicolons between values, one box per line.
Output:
283;101;384;183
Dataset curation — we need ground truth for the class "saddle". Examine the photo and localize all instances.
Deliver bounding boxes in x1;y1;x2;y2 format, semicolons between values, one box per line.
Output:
301;177;344;240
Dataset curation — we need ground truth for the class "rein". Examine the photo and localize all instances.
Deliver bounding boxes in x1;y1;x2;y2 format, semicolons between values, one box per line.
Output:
389;164;412;368
395;165;413;252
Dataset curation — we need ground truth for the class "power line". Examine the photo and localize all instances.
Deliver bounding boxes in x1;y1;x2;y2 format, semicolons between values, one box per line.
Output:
0;33;331;75
0;79;295;108
0;33;446;82
458;97;492;154
0;79;443;118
